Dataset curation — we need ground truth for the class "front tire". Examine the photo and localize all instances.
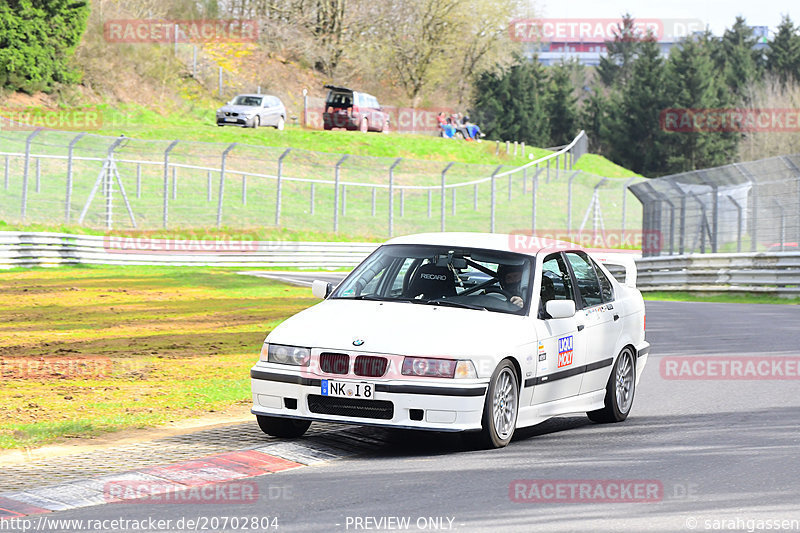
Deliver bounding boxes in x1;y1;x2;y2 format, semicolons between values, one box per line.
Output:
251;115;260;128
464;359;519;449
256;415;311;438
588;347;636;423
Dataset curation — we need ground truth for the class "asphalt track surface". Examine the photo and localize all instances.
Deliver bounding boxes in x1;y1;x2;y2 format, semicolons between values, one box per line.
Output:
12;273;800;532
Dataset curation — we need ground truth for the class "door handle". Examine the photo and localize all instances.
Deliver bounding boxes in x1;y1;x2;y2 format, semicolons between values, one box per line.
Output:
613;314;620;321
577;324;585;331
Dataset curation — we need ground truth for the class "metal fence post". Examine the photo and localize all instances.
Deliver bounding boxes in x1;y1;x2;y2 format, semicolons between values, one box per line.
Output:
207;171;212;202
218;66;223;96
388;158;402;237
728;195;743;253
275;148;291;225
546;159;550;182
473;184;478;211
451;188;456;216
242;173;247;205
162;140;179;228
490;165;502;233
3;155;8;190
566;171;580;231
21;128;42;221
334;155;348;232
65;132;86;223
310;183;316;215
441;162;454;231
399;189;404;217
427;189;432;218
733;163;758;252
521;142;525;158
371;187;376;216
216;143;237;228
666;180;687;255
773;200;786;251
532;168;542;232
621;177;637;246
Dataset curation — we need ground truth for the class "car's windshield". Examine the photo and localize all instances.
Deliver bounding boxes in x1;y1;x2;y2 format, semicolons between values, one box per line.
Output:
232;95;263;106
330;244;533;315
327;91;353;107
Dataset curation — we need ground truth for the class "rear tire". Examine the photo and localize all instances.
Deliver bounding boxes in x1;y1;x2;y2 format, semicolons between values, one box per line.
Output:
360;117;369;133
588;347;636;423
276;116;285;130
256;415;311;438
463;359;518;449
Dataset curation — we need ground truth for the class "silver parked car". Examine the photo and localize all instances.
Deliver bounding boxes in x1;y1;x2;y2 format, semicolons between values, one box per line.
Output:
216;94;286;129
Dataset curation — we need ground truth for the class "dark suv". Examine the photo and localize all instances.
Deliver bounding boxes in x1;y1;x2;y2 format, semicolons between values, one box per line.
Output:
322;85;389;133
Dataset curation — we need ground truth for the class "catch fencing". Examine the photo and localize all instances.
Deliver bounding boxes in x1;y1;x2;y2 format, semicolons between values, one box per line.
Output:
630;155;800;257
0;128;643;239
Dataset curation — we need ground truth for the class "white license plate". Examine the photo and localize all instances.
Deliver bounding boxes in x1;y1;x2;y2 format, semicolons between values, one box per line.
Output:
225;117;237;122
321;379;375;400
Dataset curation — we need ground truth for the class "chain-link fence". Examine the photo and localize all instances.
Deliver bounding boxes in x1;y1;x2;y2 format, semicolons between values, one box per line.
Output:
0;127;643;239
630;155;800;257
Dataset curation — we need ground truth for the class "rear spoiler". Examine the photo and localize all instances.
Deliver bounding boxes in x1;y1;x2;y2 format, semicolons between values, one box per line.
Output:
589;252;638;288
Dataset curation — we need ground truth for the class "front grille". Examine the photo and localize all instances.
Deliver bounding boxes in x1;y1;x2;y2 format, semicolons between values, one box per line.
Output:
354;355;388;377
307;395;394;420
319;352;350;374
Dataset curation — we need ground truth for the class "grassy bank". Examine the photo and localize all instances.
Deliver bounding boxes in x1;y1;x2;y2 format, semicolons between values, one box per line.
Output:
0;265;317;449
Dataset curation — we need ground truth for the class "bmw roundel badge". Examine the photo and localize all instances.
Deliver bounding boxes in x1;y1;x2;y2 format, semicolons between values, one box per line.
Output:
352;338;364;346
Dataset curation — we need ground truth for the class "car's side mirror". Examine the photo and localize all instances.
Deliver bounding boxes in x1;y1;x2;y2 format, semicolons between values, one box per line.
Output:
311;280;333;299
546;300;575;319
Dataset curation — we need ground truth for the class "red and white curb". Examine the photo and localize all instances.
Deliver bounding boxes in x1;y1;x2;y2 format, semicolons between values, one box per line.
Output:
0;438;363;520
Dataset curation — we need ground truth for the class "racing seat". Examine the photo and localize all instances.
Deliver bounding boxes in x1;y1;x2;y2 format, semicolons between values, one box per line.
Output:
405;263;456;299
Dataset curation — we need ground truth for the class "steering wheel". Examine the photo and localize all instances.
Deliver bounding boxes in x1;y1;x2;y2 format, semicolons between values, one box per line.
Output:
484;287;513;300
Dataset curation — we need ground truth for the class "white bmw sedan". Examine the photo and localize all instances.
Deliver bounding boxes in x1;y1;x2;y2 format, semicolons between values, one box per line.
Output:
250;233;649;448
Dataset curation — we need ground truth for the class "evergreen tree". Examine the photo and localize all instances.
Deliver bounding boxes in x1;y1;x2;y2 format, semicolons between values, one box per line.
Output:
712;16;765;103
579;87;611;155
663;32;739;173
766;15;800;86
470;56;549;146
596;14;652;88
0;0;90;93
607;39;671;175
544;62;578;145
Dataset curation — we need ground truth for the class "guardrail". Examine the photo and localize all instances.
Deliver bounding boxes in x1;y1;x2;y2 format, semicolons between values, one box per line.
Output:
635;252;800;296
8;232;797;297
0;232;378;268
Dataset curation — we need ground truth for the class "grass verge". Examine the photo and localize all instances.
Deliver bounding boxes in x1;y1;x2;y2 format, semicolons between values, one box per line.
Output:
644;291;800;305
0;265;317;449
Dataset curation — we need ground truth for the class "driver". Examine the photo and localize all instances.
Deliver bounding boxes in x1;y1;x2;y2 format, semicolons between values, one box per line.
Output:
497;263;525;308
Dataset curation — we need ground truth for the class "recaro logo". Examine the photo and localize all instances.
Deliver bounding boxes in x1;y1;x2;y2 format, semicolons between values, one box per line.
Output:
420;273;447;280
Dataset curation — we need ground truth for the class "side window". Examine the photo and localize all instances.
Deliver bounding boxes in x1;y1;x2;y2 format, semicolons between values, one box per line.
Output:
592;259;614;302
566;253;603;308
541;253;574;306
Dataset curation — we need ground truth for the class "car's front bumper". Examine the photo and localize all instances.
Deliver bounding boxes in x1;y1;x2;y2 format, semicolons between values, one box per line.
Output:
217;116;252;126
250;366;488;432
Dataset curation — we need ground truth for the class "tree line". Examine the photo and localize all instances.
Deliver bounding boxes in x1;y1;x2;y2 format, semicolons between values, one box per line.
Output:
471;15;800;176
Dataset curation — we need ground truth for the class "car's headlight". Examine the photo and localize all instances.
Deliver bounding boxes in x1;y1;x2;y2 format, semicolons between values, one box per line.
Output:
261;343;310;366
401;357;477;379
